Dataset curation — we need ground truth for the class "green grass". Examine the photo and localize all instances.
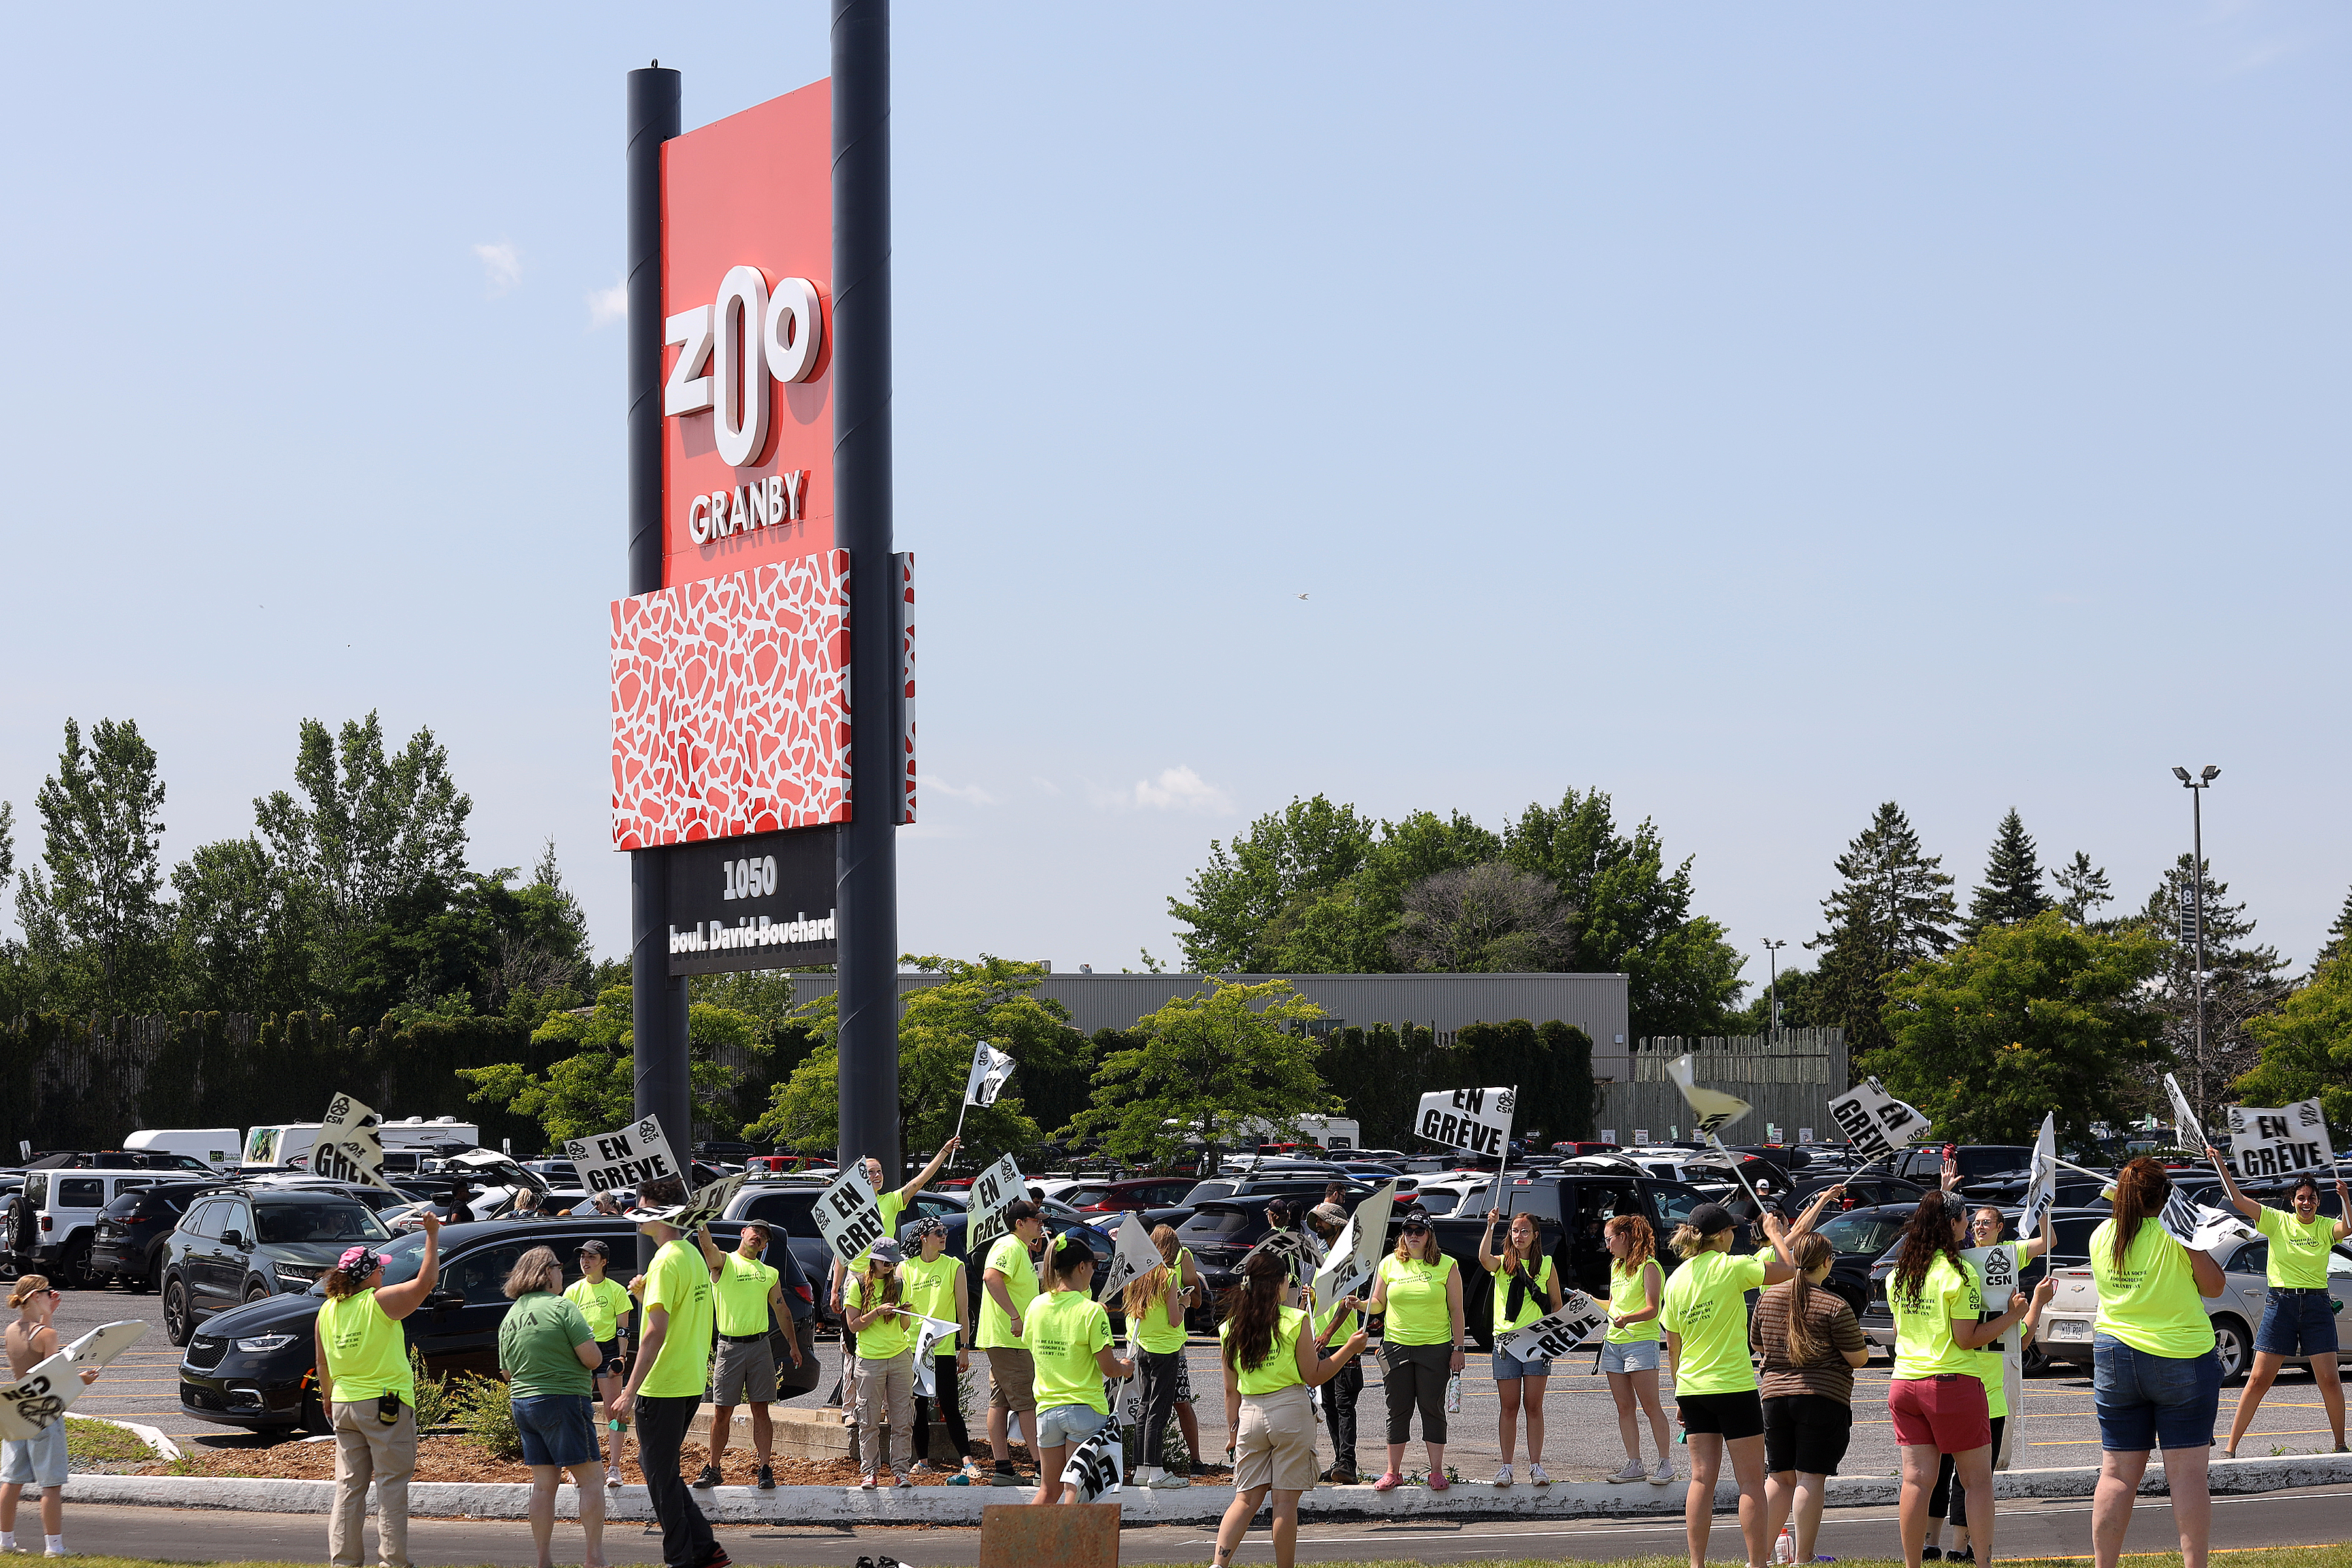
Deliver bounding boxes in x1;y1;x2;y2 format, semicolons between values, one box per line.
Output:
61;1418;149;1464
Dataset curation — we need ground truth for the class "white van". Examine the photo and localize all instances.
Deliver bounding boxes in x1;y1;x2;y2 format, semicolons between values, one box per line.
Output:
242;1124;321;1170
378;1117;480;1150
245;1117;482;1171
125;1129;242;1171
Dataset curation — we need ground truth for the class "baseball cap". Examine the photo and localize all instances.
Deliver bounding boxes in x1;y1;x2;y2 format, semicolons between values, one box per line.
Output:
1686;1203;1738;1237
576;1239;610;1258
870;1238;906;1268
1309;1202;1347;1228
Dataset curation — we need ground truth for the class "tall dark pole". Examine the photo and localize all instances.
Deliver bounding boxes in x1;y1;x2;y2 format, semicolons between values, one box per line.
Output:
2172;764;2219;1126
832;1;903;1182
626;64;691;1253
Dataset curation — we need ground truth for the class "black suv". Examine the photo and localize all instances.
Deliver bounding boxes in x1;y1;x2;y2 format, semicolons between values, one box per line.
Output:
88;1181;216;1292
162;1187;393;1344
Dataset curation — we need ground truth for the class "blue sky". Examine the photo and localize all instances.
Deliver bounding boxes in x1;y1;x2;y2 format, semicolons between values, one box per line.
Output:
3;3;2346;987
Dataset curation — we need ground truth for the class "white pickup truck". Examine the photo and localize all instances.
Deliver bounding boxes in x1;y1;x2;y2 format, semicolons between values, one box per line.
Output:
2036;1229;2352;1385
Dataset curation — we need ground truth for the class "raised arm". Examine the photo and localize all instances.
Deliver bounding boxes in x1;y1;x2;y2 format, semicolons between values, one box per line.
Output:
897;1136;962;1203
1477;1211;1505;1271
374;1213;442;1320
2336;1177;2352;1243
1791;1185;1844;1238
2208;1146;2260;1222
694;1223;724;1279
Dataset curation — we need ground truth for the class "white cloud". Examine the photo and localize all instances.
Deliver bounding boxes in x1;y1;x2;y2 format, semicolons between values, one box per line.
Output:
1122;765;1235;815
587;281;627;328
472;241;521;295
1031;776;1063;796
926;774;996;806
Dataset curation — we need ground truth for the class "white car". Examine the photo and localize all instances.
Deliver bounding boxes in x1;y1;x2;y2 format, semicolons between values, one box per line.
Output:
2039;1232;2352;1384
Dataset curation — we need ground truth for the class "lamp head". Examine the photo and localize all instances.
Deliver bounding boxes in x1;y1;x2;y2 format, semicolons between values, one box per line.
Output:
2200;766;2220;782
2172;766;2193;784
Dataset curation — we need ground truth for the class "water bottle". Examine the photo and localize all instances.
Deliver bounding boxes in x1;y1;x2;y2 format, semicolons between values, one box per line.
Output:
1444;1371;1462;1415
1772;1524;1795;1564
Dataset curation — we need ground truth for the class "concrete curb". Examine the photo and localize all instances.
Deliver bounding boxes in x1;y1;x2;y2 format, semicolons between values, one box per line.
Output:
88;1420;182;1464
57;1453;2352;1526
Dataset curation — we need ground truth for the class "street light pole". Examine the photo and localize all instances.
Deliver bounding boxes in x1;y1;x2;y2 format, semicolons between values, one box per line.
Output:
2171;764;2221;1124
1761;939;1786;1044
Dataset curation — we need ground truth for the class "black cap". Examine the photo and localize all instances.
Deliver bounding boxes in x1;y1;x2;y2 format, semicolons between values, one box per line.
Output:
1687;1202;1737;1236
577;1239;610;1258
1399;1206;1433;1231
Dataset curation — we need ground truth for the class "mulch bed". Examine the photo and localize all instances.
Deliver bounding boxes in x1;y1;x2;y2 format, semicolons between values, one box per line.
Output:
155;1438;1237;1491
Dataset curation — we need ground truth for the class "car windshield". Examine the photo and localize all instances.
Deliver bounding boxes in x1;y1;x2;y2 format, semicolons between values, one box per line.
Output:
1182;1181;1237;1205
1416;1190;1460;1215
257;1201;390;1244
1818;1212;1910;1257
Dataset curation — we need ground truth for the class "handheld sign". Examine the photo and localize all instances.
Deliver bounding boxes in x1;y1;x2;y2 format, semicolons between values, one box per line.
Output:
0;1319;147;1440
1061;1424;1124;1502
564;1118;681;1197
964;1154;1028;1253
1415;1086;1514;1157
2164;1073;2208;1154
2227;1100;2335;1179
1098;1215;1169;1304
313;1092;397;1192
1827;1077;1933;1164
1964;1243;2019;1314
908;1313;961;1398
2157;1189;2257;1252
1497;1290;1611;1364
1311;1181;1397;1309
813;1166;889;1267
2019;1113;2057;1240
675;1170;749;1230
1666;1056;1752;1137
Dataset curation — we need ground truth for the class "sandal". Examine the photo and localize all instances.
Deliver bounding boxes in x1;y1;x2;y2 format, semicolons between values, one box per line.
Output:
1371;1471;1403;1492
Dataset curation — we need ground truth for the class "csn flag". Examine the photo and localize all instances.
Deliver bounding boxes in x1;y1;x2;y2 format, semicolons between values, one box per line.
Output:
965;1039;1017;1107
2164;1073;2209;1152
2019;1114;2058;1240
1497;1291;1611;1364
1416;1086;1514;1158
314;1092;397;1192
2156;1188;2258;1253
1667;1055;1753;1138
1312;1181;1397;1309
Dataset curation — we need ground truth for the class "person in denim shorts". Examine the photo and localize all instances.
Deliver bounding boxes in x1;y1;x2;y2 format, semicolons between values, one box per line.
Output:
496;1245;606;1568
2089;1158;2227;1568
1479;1208;1563;1488
2206;1154;2352;1458
1599;1214;1676;1486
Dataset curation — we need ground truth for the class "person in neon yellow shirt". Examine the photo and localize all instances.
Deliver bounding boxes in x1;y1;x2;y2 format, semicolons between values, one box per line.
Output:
826;1136;962;1314
1364;1209;1463;1493
1478;1207;1563;1488
977;1198;1048;1486
313;1210;441;1568
565;1241;634;1489
1209;1249;1369;1568
605;1187;724;1568
1601;1212;1676;1488
1026;1234;1134;1507
1122;1229;1195;1488
2207;1149;2352;1457
1659;1201;1799;1568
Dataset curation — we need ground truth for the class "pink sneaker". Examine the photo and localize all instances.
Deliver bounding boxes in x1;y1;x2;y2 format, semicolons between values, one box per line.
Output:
1427;1473;1450;1492
1372;1471;1403;1492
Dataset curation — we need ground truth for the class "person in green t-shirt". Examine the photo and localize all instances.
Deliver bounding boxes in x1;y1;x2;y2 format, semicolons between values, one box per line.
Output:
1025;1233;1134;1507
2209;1149;2352;1457
564;1241;634;1489
495;1245;605;1568
977;1198;1048;1486
1478;1207;1564;1490
1659;1201;1799;1568
605;1184;723;1568
826;1135;963;1317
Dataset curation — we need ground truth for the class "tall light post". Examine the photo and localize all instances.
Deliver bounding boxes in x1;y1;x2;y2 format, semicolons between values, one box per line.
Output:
1761;939;1786;1043
2170;764;2220;1124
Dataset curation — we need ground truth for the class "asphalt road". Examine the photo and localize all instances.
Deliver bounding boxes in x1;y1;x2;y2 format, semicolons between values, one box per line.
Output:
55;1484;2352;1564
61;1279;2352;1478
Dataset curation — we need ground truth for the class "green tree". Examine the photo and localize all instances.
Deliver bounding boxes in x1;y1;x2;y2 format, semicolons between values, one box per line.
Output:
1806;802;1957;1056
1168;797;1380;973
1963;809;2051;939
1392;863;1573;972
1723;963;1823;1036
459;985;743;1149
2317;886;2352;972
1068;977;1335;1168
2233;951;2352;1125
749;956;1088;1161
2135;853;2291;1126
2053;852;2117;929
14;718;173;1014
170;837;310;1016
1867;911;2168;1145
254;712;471;1009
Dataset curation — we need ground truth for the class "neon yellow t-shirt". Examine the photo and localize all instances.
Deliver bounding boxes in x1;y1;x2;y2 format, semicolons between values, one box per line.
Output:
1490;1254;1555;1334
1661;1250;1767;1396
1131;1273;1188;1356
2091;1218;2217;1358
713;1253;778;1336
564;1276;632;1342
1890;1254;1980;1379
318;1289;413;1404
640;1237;717;1398
1607;1258;1661;1344
1377;1254;1457;1346
1029;1289;1113;1413
852;1272;911;1360
2255;1205;2337;1290
1222;1305;1306;1396
849;1192;904;1269
901;1252;961;1333
976;1233;1040;1350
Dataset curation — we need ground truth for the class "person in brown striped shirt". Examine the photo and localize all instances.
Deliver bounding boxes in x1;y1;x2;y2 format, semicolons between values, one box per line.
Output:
1750;1232;1869;1563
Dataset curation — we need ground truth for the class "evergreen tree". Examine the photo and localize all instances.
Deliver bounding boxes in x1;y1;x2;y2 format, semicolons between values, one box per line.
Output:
14;719;174;1014
2318;885;2352;971
2136;853;2291;1127
1806;802;1957;1056
1963;809;2051;939
2053;851;2117;928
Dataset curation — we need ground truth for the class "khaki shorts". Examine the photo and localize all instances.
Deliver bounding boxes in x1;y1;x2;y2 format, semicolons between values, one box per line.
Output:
1234;1382;1318;1494
987;1347;1036;1417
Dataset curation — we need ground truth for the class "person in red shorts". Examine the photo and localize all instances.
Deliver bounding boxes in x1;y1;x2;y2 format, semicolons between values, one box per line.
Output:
1885;1192;2034;1568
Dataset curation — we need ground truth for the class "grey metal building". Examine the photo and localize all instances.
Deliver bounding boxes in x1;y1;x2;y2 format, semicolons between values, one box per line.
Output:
785;971;1633;1081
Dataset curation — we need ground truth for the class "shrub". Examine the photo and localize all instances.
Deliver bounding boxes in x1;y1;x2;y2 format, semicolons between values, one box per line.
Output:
448;1373;521;1461
408;1347;452;1428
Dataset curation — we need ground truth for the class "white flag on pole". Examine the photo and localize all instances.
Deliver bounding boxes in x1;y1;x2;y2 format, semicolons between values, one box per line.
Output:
909;1313;961;1397
2226;1100;2335;1179
313;1092;398;1192
1667;1055;1753;1138
2164;1073;2208;1152
2156;1188;2257;1252
1414;1087;1514;1157
965;1040;1017;1107
1825;1077;1933;1163
2019;1113;2058;1240
1098;1214;1168;1304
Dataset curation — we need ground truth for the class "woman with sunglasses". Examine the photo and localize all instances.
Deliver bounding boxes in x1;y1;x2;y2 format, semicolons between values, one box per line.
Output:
1920;1200;2053;1561
1365;1206;1463;1492
2205;1151;2352;1460
0;1278;101;1558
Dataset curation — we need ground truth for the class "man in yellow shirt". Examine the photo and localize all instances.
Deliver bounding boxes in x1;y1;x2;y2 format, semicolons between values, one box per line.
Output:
698;1222;802;1490
608;1185;725;1568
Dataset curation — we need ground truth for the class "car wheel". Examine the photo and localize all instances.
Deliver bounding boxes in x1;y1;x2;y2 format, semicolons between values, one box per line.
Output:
59;1239;91;1290
302;1388;331;1436
246;1282;271;1304
163;1277;193;1347
2213;1315;2251;1385
141;1249;166;1296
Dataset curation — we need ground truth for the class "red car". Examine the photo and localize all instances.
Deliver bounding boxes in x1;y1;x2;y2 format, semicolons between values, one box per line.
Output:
1061;1177;1200;1215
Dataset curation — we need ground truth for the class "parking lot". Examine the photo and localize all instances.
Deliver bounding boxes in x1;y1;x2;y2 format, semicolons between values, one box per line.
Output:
51;1277;2352;1478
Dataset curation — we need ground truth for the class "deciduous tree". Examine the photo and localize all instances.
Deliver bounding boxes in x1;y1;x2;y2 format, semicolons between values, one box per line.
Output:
1392;864;1573;972
2233;952;2352;1125
1068;977;1334;1168
14;718;173;1014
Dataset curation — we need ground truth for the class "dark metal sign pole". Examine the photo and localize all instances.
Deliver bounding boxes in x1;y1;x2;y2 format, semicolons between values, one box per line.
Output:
625;63;691;1265
832;0;903;1182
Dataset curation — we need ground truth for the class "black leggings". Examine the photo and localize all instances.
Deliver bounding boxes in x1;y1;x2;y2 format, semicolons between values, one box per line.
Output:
1136;1350;1184;1466
1382;1342;1450;1445
1929;1416;2004;1526
913;1353;970;1462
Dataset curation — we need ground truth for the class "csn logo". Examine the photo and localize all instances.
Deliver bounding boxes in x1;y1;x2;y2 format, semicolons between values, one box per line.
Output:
664;267;823;544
